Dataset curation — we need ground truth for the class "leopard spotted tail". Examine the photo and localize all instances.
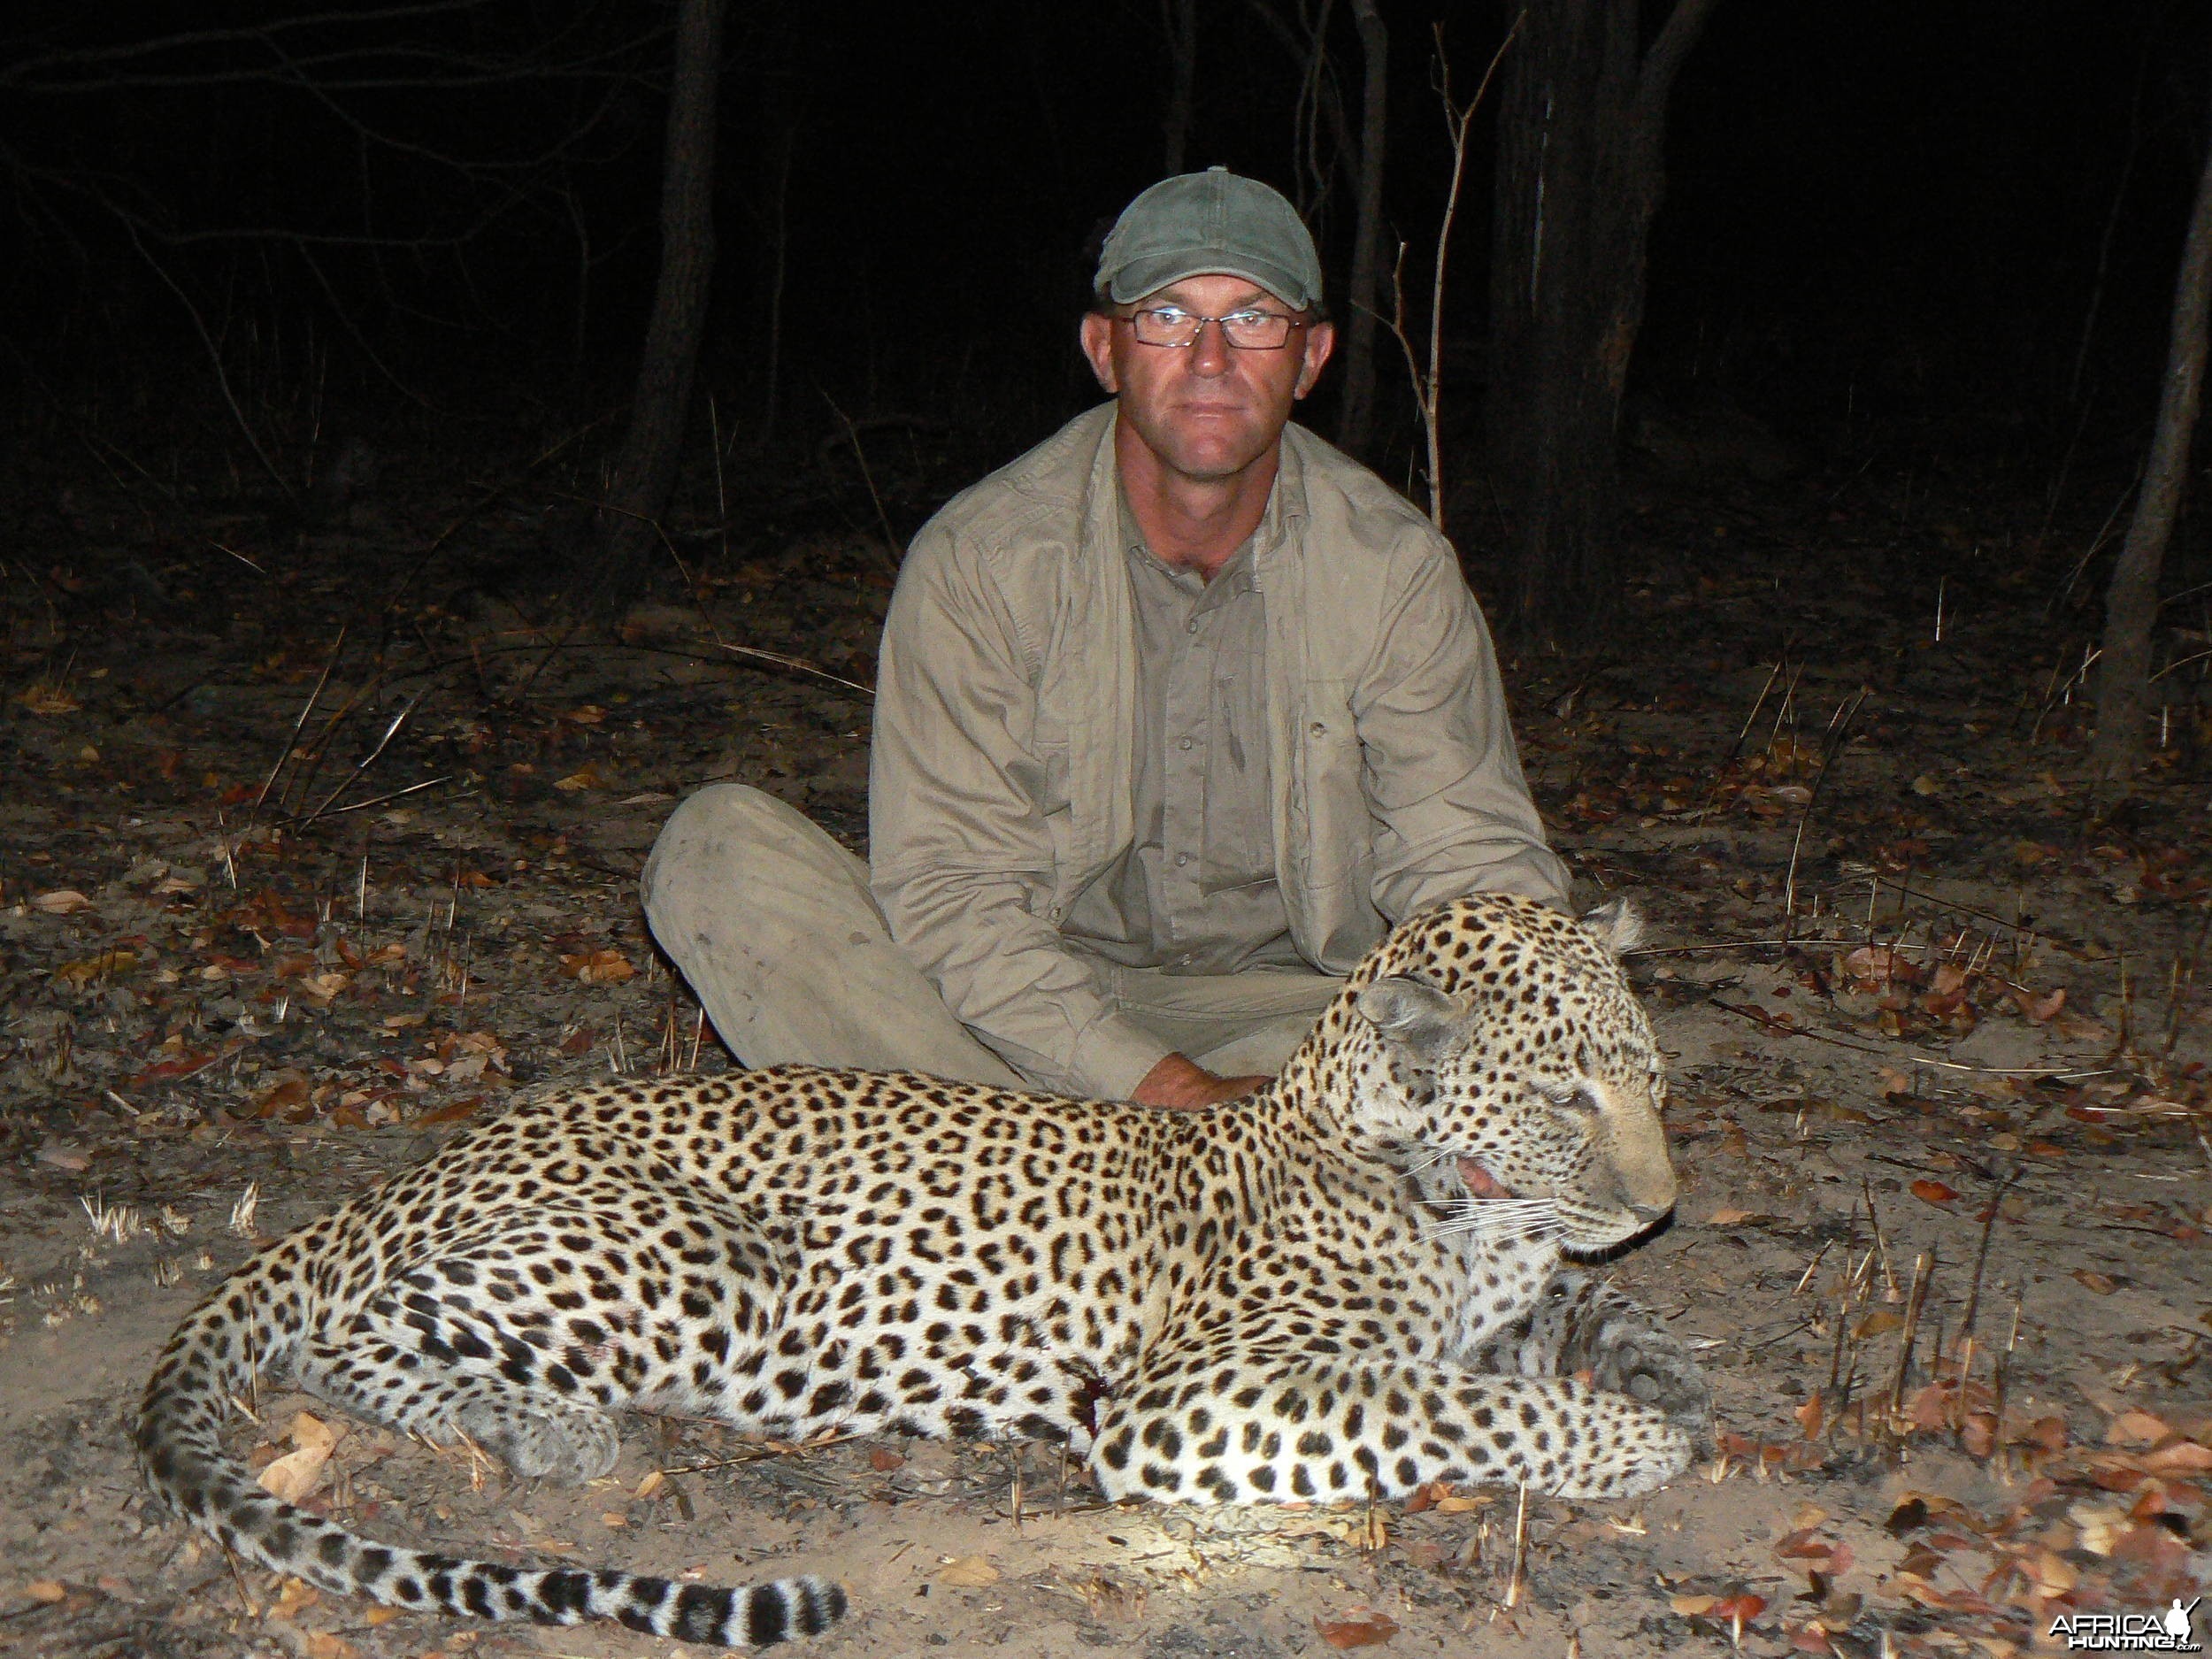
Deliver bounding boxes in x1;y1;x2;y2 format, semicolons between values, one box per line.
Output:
135;1270;845;1647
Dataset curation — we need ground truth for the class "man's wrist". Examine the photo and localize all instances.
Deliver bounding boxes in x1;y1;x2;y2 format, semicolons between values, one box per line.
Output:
1130;1052;1210;1108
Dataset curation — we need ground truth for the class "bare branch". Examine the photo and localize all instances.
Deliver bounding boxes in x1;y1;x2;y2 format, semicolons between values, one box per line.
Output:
119;219;293;498
1634;0;1726;127
3;3;535;87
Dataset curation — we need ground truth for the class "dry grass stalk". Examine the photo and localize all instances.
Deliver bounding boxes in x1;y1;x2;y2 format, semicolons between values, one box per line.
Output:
1958;1169;2018;1354
1989;1295;2024;1480
1861;1178;1901;1302
1887;1251;1935;1432
1792;1240;1832;1296
248;625;347;834
1781;687;1869;941
1503;1479;1529;1609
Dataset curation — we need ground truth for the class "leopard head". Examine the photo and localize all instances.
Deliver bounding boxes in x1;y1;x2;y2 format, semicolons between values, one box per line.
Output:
1318;894;1676;1256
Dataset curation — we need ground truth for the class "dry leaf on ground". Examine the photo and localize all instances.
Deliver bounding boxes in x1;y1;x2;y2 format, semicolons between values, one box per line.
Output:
257;1443;329;1502
559;949;634;984
35;1139;90;1171
252;1076;311;1118
1706;1207;1777;1226
934;1555;999;1587
2105;1409;2170;1447
53;949;138;986
257;1411;342;1502
270;1576;320;1619
1316;1608;1400;1648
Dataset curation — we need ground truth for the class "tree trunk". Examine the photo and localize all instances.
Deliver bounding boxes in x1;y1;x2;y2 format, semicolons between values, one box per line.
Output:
1482;0;1720;644
1334;0;1388;459
2093;130;2212;788
592;0;727;615
1160;0;1199;176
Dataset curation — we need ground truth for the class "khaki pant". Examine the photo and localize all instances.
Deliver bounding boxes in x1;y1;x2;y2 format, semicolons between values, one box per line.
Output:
641;785;1341;1096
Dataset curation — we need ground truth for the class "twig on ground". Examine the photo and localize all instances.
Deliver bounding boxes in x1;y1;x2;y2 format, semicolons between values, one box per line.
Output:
248;625;347;834
819;391;904;578
700;638;873;698
1781;687;1869;941
1503;1478;1529;1609
295;692;426;828
1705;997;2113;1079
1861;1179;1901;1303
280;665;392;816
2161;906;2209;1057
1887;1252;1935;1430
1698;659;1783;821
1958;1168;2020;1351
296;776;454;824
1990;1294;2023;1478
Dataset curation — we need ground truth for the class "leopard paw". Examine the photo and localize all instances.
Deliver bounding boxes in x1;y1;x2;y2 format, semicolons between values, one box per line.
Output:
453;1400;621;1485
1589;1326;1712;1440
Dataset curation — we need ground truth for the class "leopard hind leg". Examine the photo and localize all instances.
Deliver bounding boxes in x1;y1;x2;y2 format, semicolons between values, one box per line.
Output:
296;1273;625;1485
295;1195;785;1484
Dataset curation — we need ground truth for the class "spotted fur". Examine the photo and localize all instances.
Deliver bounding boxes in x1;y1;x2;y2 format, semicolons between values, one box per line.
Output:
138;894;1707;1647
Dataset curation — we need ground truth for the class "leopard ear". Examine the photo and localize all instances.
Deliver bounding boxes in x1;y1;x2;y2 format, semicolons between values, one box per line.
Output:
1356;977;1469;1065
1579;896;1645;957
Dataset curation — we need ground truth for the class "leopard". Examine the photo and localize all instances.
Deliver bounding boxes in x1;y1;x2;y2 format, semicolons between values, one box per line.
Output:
137;892;1710;1649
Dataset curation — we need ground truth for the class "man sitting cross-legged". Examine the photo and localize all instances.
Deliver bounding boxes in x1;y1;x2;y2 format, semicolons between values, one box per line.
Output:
643;168;1568;1107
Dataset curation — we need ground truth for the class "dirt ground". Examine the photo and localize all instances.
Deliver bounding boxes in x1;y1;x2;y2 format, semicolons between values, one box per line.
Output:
1;435;2208;1659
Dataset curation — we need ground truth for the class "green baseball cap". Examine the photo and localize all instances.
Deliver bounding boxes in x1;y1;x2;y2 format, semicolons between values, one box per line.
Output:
1096;167;1323;313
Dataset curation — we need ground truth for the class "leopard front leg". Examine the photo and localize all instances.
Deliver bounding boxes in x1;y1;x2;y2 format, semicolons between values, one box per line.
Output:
1089;1355;1694;1506
1457;1269;1711;1438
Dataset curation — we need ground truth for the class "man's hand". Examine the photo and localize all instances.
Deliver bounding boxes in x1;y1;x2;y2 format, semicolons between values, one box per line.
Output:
1130;1052;1273;1110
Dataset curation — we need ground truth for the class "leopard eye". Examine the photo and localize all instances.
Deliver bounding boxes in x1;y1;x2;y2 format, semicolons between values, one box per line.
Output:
1537;1082;1600;1117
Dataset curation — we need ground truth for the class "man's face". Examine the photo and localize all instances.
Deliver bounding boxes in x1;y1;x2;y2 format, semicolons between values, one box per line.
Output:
1079;273;1335;486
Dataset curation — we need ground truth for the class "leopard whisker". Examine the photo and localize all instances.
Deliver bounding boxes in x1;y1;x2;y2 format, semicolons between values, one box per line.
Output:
1454;1209;1562;1230
1428;1201;1559;1229
1421;1207;1563;1243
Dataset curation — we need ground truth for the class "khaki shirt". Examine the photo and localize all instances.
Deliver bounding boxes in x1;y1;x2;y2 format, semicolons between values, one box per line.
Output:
1064;494;1302;974
870;403;1570;1099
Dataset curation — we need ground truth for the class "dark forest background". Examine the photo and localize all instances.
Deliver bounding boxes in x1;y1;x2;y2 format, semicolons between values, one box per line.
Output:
3;0;2208;671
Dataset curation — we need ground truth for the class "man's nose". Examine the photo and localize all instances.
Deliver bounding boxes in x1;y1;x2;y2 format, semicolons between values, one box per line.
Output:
1187;319;1233;375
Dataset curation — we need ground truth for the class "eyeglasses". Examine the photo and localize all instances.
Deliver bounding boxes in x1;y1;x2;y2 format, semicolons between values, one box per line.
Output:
1121;305;1303;350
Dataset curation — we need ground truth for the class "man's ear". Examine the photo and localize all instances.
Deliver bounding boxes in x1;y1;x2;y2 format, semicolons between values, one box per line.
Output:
1079;311;1119;395
1294;319;1335;399
1578;896;1645;957
1355;976;1467;1067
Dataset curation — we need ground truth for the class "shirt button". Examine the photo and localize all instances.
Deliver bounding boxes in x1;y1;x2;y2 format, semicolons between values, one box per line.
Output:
1186;618;1199;634
1178;736;1194;751
1310;722;1326;736
1175;852;1189;867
